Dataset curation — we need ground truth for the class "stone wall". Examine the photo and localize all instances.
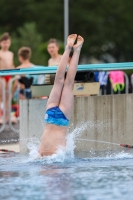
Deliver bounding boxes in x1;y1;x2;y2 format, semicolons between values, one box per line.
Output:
20;94;133;152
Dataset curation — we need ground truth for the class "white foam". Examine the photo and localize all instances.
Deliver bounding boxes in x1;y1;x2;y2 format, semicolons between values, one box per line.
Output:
28;138;40;160
108;151;133;160
28;122;89;163
27;121;133;163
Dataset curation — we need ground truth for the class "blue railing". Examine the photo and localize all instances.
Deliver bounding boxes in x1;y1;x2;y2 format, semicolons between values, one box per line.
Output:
0;62;133;76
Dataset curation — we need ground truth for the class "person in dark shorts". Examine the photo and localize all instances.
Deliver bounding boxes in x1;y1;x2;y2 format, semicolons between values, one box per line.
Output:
12;47;35;99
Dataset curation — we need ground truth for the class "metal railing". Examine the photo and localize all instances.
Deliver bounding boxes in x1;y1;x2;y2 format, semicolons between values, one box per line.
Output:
0;71;132;133
131;75;133;93
0;79;6;132
99;72;129;95
8;76;20;133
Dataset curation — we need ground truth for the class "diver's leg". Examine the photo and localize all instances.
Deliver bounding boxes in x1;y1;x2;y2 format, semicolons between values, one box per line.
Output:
46;34;77;110
59;36;84;119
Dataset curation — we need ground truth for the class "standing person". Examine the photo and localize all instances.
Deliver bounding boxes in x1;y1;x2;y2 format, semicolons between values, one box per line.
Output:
39;34;84;156
0;33;15;124
17;47;34;69
38;39;62;85
47;39;62;66
12;47;36;99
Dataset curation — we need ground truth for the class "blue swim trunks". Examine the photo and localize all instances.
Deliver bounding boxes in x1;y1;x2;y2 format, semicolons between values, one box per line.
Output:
44;106;69;126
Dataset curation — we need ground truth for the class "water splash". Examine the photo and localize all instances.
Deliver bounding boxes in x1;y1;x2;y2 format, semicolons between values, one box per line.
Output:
25;120;133;163
65;121;90;158
108;151;133;160
27;138;40;159
27;121;92;163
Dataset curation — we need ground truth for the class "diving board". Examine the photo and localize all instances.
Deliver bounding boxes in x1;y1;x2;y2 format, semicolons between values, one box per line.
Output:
0;62;133;76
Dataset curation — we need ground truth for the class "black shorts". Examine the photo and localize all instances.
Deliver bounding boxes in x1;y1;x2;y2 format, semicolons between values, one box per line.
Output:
20;89;32;99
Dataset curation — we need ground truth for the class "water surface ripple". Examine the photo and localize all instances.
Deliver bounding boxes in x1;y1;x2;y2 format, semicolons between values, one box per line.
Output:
0;150;133;200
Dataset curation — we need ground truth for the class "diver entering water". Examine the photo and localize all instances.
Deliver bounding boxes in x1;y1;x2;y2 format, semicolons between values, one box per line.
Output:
39;34;84;156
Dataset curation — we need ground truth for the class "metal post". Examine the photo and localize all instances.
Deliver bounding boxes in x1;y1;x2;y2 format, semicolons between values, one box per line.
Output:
64;0;69;47
8;77;20;133
124;72;129;94
0;79;6;132
131;75;133;93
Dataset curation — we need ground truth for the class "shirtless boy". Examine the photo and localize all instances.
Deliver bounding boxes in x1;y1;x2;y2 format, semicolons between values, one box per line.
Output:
47;39;62;66
43;39;62;85
0;33;14;123
39;34;84;156
12;47;34;99
17;47;33;69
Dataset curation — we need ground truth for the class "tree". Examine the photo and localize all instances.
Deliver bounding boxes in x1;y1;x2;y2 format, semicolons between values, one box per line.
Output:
1;0;133;63
11;23;46;66
69;0;133;61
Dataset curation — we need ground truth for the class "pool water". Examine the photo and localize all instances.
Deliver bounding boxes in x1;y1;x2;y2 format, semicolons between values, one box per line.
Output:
0;122;133;200
0;149;133;200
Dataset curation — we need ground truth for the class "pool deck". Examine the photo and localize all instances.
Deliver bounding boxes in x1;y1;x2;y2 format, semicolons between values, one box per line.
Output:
0;143;20;153
0;124;20;153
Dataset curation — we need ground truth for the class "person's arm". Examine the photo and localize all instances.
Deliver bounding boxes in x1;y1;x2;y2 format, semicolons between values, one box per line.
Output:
12;63;21;98
11;53;15;69
0;52;2;70
12;63;15;69
12;78;19;99
48;58;51;66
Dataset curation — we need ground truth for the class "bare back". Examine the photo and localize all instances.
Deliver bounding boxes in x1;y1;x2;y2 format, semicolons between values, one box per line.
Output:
39;124;67;156
0;50;14;70
17;62;34;69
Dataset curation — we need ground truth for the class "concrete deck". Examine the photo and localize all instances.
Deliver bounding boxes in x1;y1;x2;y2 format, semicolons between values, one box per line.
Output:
0;124;19;144
0;143;20;153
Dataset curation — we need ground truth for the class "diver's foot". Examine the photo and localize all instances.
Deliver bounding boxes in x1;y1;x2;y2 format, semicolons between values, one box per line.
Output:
73;35;84;51
66;34;77;51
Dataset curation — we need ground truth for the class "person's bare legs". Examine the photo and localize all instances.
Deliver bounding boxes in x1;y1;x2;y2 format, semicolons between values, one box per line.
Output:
0;78;6;124
59;36;84;119
5;81;9;123
39;34;79;157
46;34;77;110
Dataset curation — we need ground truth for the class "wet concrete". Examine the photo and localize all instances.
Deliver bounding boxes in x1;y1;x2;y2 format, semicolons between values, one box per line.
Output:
0;124;19;144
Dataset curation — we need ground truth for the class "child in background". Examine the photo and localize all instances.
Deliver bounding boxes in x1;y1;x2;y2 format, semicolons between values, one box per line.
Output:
0;33;15;123
17;47;33;69
47;39;62;66
38;39;62;85
12;47;35;99
0;33;14;70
